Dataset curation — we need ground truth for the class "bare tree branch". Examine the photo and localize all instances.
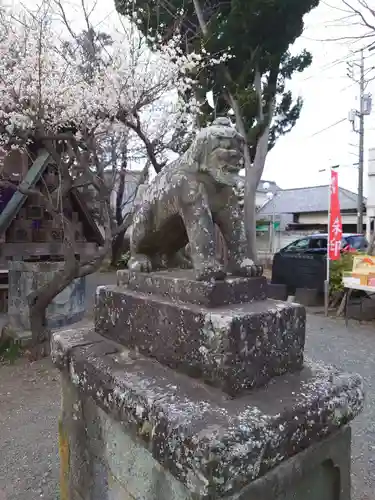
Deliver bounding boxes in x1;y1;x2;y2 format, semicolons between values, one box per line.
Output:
122;112;166;173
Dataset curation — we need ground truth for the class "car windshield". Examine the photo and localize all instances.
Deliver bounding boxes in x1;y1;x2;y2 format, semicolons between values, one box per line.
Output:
282;235;368;253
284;238;310;251
345;235;367;249
310;237;327;249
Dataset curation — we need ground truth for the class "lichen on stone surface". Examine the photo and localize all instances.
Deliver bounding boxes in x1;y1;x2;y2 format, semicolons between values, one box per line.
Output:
51;326;364;498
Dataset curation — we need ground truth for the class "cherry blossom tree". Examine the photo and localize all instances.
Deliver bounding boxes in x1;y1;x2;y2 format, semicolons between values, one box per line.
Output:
116;0;319;259
0;0;210;357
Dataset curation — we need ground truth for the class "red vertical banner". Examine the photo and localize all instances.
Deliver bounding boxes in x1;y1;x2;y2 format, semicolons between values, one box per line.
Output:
328;170;343;261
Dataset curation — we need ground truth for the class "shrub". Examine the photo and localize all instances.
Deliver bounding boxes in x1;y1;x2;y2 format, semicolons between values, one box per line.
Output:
329;251;359;296
116;251;131;269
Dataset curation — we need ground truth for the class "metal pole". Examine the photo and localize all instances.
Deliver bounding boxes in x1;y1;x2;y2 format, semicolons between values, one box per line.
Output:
323;164;340;315
324;169;332;316
272;197;276;254
366;215;371;243
358;48;365;233
268;216;272;254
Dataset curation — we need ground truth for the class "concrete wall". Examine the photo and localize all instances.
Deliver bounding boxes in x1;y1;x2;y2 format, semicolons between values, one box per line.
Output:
60;374;192;500
8;261;86;331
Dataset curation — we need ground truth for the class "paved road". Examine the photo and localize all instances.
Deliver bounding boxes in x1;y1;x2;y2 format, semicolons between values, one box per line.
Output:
305;314;374;499
0;280;374;499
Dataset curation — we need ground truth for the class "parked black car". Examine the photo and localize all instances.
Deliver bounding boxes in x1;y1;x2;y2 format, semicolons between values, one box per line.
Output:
278;233;367;255
271;233;368;293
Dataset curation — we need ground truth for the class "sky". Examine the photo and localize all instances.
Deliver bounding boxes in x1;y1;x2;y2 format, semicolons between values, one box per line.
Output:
7;0;375;194
69;0;375;194
264;0;375;194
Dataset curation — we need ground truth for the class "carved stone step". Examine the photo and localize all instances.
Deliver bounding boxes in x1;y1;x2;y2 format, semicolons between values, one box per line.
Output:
117;269;267;307
95;279;305;397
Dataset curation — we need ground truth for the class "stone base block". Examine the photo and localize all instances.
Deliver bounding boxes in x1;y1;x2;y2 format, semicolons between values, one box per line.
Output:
52;327;363;500
1;324;33;347
95;273;306;396
295;287;322;307
8;260;86;331
3;308;86;347
267;282;288;301
117;269;267;306
233;426;351;500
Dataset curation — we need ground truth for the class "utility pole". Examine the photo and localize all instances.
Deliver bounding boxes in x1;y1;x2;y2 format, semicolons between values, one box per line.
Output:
348;48;372;234
358;49;365;234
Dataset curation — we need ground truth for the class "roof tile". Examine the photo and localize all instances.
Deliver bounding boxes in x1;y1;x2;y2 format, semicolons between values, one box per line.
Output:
258;185;365;215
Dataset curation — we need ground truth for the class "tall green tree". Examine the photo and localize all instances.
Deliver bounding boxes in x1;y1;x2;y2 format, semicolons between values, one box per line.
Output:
115;0;319;258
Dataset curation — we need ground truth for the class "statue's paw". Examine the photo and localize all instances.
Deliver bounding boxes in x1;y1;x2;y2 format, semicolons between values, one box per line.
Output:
254;264;264;277
128;255;152;273
229;260;263;278
167;250;193;270
195;259;226;281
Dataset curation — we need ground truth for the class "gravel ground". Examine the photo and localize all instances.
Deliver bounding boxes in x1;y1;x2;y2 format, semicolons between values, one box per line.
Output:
0;359;60;499
0;281;374;498
305;314;375;500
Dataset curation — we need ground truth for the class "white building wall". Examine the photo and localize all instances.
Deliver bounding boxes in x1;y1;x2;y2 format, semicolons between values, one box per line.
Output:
298;212;358;225
255;192;268;208
366;147;375;241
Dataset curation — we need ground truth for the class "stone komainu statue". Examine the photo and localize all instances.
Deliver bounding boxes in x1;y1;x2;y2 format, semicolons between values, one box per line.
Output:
128;117;262;281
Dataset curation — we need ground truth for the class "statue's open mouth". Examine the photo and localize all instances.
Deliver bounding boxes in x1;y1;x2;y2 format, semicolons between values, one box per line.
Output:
222;149;242;173
226;164;241;173
216;165;241;187
209;148;243;186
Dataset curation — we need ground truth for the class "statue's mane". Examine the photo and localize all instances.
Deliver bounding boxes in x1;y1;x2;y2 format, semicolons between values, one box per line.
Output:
177;118;244;171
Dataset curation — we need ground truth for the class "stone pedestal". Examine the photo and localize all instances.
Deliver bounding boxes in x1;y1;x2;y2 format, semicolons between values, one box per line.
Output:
96;270;305;396
8;260;86;333
52;270;364;500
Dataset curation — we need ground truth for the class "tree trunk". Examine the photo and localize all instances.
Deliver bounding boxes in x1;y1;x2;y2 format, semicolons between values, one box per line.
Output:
110;154;126;267
368;231;375;255
28;288;54;360
228;97;263;261
26;255;112;360
244;167;258;261
26;204;113;361
111;231;129;266
191;0;277;262
26;260;80;360
244;124;270;261
111;214;133;267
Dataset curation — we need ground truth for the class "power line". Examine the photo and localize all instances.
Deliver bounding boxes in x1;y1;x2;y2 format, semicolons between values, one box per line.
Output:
346;48;375;232
318;161;359;173
302;13;358;32
300;53;353;81
299;49;375;82
338;81;357;92
305;118;347;139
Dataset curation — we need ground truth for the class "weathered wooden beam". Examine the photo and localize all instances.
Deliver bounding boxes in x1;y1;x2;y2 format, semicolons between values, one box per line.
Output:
1;242;98;258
